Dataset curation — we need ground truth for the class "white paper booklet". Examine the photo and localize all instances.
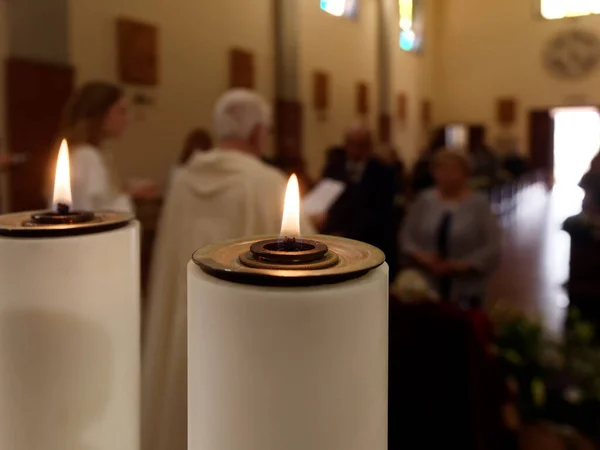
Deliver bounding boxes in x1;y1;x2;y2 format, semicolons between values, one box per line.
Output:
303;178;346;216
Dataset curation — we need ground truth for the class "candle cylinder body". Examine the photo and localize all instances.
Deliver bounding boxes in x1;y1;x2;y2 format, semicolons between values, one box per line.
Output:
0;222;140;450
188;262;388;450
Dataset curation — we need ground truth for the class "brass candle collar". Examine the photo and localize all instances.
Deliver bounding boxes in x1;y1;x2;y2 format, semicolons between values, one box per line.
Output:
0;210;135;238
193;235;385;287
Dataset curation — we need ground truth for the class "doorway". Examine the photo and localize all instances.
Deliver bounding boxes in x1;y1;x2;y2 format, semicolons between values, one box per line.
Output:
552;107;600;187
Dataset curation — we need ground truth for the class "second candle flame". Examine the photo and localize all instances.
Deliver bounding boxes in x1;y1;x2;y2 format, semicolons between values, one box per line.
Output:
280;174;301;237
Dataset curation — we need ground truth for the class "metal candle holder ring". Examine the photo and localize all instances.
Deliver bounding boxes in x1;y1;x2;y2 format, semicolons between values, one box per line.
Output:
24;203;96;226
0;209;134;238
239;237;339;270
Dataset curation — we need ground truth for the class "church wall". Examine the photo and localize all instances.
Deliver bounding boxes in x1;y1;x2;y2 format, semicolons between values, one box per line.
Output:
69;0;275;187
435;0;600;154
299;0;380;178
8;0;69;65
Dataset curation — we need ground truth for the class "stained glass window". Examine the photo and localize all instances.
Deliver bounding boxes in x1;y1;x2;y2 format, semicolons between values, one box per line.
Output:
399;0;423;52
320;0;358;18
541;0;600;19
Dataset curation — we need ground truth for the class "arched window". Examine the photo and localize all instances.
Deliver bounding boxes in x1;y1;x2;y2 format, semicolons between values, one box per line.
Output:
399;0;423;52
541;0;600;19
320;0;358;18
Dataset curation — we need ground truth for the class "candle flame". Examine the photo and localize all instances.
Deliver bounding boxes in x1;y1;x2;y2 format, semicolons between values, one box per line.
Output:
280;174;301;237
52;139;72;211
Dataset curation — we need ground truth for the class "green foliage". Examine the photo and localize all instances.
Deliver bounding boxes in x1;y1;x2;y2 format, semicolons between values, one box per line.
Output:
493;306;600;427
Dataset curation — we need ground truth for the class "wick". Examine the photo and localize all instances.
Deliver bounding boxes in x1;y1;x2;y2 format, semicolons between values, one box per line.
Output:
281;236;298;252
57;203;70;215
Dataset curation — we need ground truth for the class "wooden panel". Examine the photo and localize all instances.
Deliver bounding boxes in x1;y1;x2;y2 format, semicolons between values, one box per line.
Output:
356;82;369;115
496;97;517;126
313;71;329;111
379;114;391;144
528;109;554;174
275;99;303;159
117;18;159;86
397;93;407;123
6;58;74;212
421;99;432;126
467;125;486;152
229;48;255;89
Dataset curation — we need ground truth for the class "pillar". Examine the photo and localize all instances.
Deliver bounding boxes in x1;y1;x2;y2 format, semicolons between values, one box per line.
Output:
273;0;303;166
377;0;395;145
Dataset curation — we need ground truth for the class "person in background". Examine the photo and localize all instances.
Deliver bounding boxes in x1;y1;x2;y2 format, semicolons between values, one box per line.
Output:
588;150;600;175
402;150;500;308
60;81;156;212
265;154;314;196
178;128;213;165
320;123;398;279
410;128;446;195
143;89;316;450
502;146;529;178
168;128;213;187
471;143;501;184
580;150;600;214
322;145;347;181
384;145;407;196
581;172;600;215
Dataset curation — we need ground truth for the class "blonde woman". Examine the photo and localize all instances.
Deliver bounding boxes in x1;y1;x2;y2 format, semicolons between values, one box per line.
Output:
60;82;153;212
402;150;500;307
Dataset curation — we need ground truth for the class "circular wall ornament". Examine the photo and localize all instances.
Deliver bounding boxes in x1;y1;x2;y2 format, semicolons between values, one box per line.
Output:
543;29;600;79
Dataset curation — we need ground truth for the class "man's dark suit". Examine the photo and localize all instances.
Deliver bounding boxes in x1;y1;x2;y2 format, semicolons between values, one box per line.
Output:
322;148;398;279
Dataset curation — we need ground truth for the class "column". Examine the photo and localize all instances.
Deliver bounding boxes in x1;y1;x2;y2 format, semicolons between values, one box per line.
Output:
377;0;395;145
273;0;303;164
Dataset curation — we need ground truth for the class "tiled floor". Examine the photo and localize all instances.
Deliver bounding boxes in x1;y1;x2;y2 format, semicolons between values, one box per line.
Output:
489;183;585;334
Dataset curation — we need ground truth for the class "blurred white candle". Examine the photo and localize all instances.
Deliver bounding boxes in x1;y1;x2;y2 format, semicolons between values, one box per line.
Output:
0;140;140;450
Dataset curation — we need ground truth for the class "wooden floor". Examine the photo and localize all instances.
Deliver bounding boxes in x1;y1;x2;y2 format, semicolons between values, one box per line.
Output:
489;183;585;334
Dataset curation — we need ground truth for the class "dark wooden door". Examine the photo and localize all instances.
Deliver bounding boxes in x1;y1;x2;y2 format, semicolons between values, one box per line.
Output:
5;58;74;212
467;125;486;152
528;109;554;185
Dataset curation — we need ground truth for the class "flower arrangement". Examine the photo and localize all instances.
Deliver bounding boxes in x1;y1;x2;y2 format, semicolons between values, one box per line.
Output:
491;305;600;445
390;269;439;303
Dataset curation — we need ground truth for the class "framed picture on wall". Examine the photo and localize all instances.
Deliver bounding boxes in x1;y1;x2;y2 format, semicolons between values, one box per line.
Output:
116;18;159;86
229;48;255;89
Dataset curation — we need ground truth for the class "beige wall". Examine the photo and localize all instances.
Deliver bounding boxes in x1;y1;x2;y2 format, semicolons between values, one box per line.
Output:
435;0;600;153
299;0;379;178
68;0;428;182
8;0;69;65
69;0;274;187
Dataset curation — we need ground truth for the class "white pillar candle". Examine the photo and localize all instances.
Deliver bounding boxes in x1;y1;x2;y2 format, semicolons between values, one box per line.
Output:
0;214;140;450
187;236;388;450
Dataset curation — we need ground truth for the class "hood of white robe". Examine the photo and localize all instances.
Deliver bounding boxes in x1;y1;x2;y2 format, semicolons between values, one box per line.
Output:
179;149;266;197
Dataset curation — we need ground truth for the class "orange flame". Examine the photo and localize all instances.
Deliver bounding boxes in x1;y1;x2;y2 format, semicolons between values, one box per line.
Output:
52;139;72;211
280;174;301;237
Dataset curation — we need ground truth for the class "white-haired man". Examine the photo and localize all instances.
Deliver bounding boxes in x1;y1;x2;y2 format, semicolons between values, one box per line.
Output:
142;89;315;450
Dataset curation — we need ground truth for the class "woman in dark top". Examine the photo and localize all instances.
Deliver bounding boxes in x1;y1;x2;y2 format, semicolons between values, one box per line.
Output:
402;150;500;307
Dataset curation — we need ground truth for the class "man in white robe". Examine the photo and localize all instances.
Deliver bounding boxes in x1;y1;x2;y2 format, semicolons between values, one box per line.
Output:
142;89;315;450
